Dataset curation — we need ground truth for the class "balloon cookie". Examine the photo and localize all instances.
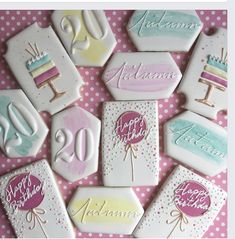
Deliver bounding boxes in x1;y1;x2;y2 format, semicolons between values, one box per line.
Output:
102;100;159;186
134;165;227;238
0;160;75;238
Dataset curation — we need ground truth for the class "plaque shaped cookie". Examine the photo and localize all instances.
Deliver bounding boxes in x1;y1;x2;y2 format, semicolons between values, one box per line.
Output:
4;22;84;115
51;106;101;182
102;52;182;100
127;10;203;52
102;101;159;186
52;10;117;67
134;165;227;238
0;90;48;158
67;187;144;234
164;110;227;176
0;160;75;238
178;28;227;119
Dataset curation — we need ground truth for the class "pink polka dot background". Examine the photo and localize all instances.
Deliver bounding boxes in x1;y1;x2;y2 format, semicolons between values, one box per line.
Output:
0;10;227;238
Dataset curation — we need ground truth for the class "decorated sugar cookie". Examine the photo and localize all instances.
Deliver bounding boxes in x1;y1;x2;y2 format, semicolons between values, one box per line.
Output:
0;160;75;238
0;90;48;158
4;22;84;115
178;28;227;119
164;110;227;176
51;106;101;182
67;187;144;234
133;165;227;238
127;10;203;52
102;101;159;186
52;10;117;67
102;52;182;100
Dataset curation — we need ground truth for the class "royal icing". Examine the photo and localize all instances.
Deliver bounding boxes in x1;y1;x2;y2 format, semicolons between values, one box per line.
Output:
102;101;159;186
133;165;227;238
102;52;182;100
4;22;84;115
67;187;144;234
52;10;116;67
51;106;101;182
0;160;75;238
178;28;227;119
164;110;227;176
127;10;203;52
0;90;48;158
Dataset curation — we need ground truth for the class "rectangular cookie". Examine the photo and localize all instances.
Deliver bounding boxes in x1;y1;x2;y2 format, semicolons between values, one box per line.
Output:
134;165;227;238
0;159;75;238
102;100;159;186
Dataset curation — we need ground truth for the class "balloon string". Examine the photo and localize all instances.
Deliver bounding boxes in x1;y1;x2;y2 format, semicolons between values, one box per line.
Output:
124;144;138;181
26;208;48;238
166;209;189;238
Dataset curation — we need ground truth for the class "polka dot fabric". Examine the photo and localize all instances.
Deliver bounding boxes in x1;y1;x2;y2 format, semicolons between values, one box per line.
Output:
0;10;227;238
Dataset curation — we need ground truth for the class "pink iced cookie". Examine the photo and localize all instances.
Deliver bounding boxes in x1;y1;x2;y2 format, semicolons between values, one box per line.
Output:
102;52;182;100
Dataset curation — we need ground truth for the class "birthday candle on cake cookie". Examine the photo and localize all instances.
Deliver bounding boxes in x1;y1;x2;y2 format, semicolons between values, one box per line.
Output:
25;42;65;102
4;22;84;115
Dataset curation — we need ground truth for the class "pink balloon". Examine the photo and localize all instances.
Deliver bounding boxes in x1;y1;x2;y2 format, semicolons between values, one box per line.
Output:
5;173;44;211
174;180;211;217
115;111;147;145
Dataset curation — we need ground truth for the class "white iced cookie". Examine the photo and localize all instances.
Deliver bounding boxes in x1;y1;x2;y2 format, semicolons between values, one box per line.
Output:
51;106;101;182
0;160;75;238
134;165;227;238
102;52;182;100
0;89;48;158
52;10;117;67
178;28;227;119
4;22;84;115
102;101;159;186
127;10;203;52
164;110;227;176
67;187;144;234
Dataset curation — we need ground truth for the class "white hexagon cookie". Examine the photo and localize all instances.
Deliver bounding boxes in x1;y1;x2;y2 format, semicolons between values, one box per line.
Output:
102;52;182;100
0;89;48;158
67;187;144;234
52;10;117;67
164;111;227;176
4;22;84;115
51;106;101;182
127;10;203;52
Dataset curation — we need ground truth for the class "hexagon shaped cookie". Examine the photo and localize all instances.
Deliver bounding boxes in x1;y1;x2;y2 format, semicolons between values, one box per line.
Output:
164;111;227;176
102;52;182;100
51;106;101;182
127;10;203;52
67;187;144;234
52;10;117;67
0;89;48;158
